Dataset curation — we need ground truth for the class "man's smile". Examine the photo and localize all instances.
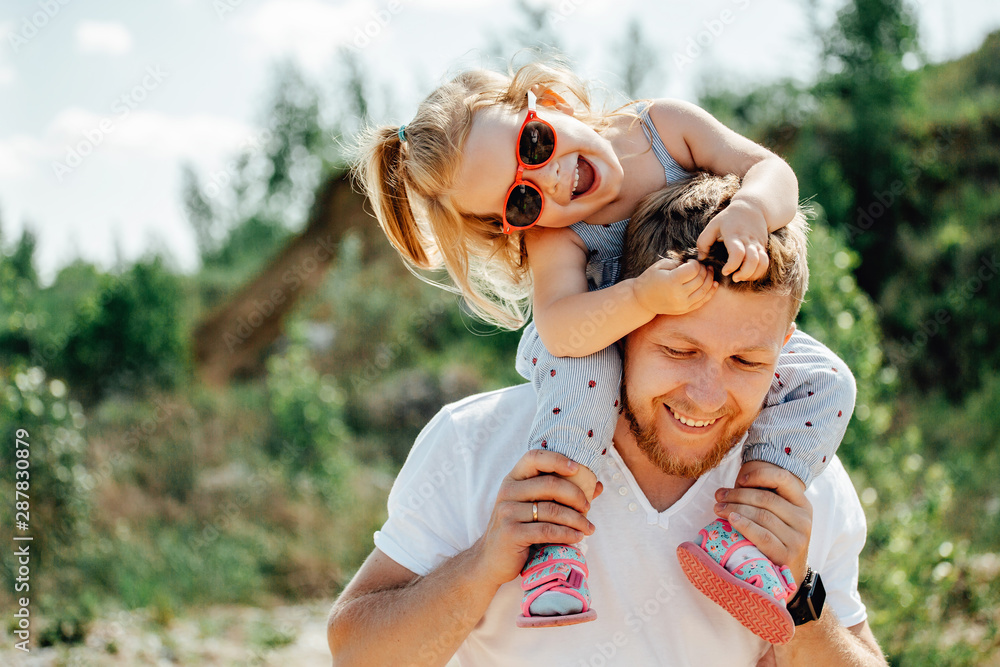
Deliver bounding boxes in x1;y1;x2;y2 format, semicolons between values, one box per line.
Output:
664;403;722;431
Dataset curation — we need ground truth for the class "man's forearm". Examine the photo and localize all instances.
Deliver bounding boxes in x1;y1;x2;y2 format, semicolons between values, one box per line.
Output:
772;612;887;667
328;544;501;667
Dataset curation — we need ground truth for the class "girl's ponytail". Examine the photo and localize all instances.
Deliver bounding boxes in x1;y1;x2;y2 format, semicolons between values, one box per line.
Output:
354;124;433;270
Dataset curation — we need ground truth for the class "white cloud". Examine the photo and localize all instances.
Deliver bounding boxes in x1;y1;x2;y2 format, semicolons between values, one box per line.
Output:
46;107;256;164
0;21;15;85
0;135;44;178
238;0;374;71
408;0;498;9
75;20;134;55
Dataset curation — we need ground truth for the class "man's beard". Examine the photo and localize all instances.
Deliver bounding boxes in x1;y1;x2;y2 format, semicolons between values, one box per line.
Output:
620;384;752;479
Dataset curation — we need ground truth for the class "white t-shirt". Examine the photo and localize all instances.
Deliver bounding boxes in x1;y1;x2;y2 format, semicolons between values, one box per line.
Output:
375;384;868;667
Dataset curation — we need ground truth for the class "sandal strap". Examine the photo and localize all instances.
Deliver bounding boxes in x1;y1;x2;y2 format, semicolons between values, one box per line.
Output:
520;543;587;577
522;561;585;591
520;564;591;616
779;565;798;593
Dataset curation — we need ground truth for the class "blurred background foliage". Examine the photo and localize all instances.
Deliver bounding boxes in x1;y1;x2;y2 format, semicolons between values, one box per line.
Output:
1;0;998;663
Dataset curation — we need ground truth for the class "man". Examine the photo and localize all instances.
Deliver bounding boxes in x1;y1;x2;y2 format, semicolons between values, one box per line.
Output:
328;174;886;666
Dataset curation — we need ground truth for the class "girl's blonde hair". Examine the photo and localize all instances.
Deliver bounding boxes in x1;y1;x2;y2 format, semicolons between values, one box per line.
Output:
352;59;624;330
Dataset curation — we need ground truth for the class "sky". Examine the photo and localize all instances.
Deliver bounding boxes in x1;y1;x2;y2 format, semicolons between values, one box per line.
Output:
2;0;999;284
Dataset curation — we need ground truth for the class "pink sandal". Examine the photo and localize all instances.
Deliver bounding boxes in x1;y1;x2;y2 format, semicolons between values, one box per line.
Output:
677;519;798;644
516;544;597;628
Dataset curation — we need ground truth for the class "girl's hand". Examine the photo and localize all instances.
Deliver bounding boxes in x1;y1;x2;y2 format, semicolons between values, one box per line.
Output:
696;200;770;283
632;258;718;316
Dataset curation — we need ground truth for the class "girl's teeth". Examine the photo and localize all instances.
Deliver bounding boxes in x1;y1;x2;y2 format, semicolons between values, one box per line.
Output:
669;408;717;428
573;165;580;194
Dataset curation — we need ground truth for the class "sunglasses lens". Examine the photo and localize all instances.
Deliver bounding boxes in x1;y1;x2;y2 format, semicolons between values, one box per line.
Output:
519;121;555;166
505;184;543;228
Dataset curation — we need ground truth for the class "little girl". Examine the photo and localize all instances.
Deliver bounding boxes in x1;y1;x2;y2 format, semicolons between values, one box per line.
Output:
354;61;855;644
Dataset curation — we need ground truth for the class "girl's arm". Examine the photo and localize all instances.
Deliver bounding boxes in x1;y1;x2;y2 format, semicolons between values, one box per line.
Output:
528;227;715;358
646;100;800;280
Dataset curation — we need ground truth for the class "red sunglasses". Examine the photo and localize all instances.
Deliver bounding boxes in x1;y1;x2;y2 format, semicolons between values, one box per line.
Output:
501;90;558;234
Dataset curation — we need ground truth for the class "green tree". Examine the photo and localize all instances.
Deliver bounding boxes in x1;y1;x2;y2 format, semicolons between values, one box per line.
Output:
184;62;333;304
57;258;189;402
816;0;920;297
0;226;41;365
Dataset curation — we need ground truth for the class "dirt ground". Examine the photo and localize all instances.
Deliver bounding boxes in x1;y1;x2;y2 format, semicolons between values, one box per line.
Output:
1;603;334;666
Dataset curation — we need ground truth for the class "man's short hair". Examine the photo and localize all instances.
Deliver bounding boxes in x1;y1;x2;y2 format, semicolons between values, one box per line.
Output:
621;172;810;322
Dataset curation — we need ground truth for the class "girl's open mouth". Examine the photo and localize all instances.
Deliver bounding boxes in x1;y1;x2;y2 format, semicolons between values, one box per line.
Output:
571;156;598;199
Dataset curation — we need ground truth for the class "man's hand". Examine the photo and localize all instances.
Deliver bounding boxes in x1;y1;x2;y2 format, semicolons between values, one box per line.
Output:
712;461;812;586
632;257;718;316
696;199;770;283
472;450;602;590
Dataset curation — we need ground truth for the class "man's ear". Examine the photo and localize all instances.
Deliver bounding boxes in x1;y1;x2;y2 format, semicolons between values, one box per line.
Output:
782;322;796;347
530;84;575;116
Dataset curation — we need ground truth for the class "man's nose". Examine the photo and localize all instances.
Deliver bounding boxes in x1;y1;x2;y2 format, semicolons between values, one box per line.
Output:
684;362;727;415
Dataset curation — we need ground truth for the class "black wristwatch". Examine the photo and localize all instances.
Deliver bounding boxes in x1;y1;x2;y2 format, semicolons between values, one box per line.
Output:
787;568;826;626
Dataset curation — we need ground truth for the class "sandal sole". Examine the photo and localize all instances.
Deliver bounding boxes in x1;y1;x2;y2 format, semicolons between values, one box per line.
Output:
677;541;794;644
516;609;597;628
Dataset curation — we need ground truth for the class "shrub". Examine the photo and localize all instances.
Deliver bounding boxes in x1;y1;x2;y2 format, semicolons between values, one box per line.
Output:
0;365;90;558
266;325;352;502
0;365;93;646
57;257;189;402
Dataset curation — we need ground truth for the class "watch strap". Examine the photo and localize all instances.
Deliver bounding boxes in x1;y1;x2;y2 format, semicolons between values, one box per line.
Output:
786;568;826;626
